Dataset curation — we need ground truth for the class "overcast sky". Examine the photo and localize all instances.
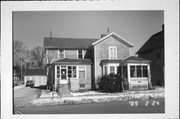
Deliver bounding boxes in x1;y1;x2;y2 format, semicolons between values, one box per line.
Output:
14;11;164;55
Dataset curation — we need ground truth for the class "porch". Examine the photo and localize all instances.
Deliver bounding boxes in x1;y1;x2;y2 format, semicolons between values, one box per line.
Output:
100;56;151;91
47;59;92;93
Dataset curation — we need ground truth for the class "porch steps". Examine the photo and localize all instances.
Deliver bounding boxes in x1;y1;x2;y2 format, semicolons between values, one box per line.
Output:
58;84;72;97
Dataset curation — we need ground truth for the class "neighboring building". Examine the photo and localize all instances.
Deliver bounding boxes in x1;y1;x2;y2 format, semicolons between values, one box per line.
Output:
44;32;151;91
13;66;21;86
24;68;47;87
137;25;164;86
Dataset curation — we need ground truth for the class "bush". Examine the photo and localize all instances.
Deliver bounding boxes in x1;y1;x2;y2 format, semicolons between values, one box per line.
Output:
98;73;123;93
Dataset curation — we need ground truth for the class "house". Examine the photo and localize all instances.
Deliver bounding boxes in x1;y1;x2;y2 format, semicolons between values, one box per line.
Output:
137;25;164;86
24;68;47;87
44;32;151;91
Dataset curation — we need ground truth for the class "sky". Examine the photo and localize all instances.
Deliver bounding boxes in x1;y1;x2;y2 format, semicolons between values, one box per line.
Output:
14;11;164;55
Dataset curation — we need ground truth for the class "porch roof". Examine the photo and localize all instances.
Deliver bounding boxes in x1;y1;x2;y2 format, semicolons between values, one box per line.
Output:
123;56;150;63
52;58;92;65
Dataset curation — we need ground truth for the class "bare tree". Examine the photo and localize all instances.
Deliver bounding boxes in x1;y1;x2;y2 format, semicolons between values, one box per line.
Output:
30;46;45;68
13;40;27;80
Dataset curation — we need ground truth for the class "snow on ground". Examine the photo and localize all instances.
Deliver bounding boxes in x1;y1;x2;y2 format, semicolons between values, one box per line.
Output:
30;87;164;106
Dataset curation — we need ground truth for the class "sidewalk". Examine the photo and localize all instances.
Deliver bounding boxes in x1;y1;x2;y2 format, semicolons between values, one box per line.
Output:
30;87;164;106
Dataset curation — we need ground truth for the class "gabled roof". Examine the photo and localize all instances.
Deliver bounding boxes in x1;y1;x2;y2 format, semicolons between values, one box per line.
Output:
136;29;164;54
92;32;134;47
52;58;92;65
25;69;46;76
44;37;98;49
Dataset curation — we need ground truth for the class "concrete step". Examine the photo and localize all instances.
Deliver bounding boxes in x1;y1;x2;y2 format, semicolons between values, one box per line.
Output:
58;85;72;97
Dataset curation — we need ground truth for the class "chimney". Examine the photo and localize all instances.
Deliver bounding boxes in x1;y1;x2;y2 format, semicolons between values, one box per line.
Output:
162;24;164;31
101;34;107;38
49;28;52;40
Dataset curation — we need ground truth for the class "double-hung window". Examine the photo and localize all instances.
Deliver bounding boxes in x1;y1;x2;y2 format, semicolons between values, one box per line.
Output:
109;46;117;59
79;66;86;79
110;66;115;74
78;50;83;59
59;50;64;59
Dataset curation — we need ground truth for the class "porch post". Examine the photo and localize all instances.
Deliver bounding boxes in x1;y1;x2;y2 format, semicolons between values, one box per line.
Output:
127;63;131;90
54;65;57;91
148;64;152;89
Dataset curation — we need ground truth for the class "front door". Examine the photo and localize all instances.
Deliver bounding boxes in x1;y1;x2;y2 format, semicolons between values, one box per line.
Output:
60;66;68;84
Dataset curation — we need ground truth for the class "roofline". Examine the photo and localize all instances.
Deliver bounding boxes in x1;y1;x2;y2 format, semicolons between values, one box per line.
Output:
122;56;151;62
136;30;164;54
44;46;91;49
92;32;134;47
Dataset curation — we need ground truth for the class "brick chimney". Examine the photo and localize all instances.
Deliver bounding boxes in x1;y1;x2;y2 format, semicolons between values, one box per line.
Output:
162;24;164;31
101;34;107;38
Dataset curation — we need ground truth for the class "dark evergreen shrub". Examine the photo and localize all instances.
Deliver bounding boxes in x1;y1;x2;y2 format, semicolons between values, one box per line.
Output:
98;73;123;93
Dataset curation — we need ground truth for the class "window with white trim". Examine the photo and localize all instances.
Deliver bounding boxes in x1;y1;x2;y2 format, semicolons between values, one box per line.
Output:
80;84;85;88
109;46;117;59
59;50;64;59
110;66;115;74
130;65;148;78
79;66;86;79
78;49;83;59
68;66;77;78
56;66;60;78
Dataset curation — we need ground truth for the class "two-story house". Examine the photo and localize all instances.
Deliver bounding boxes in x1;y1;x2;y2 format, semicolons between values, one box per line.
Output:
44;32;152;91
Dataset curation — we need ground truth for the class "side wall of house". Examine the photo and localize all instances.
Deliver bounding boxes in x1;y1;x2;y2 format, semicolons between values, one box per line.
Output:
65;50;78;59
47;50;58;62
79;65;92;90
47;49;93;61
138;47;164;86
94;36;130;87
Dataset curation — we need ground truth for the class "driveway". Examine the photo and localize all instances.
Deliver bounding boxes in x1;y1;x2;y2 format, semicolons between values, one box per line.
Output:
14;86;41;108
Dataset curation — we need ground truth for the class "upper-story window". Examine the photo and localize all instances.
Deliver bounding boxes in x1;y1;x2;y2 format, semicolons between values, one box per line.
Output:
59;50;65;59
109;46;117;59
78;49;83;59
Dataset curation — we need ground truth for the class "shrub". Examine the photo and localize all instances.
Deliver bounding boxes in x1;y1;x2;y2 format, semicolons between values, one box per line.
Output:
98;73;123;93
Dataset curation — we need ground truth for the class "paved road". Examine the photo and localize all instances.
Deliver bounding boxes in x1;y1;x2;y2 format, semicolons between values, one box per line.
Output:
14;86;41;108
16;98;164;114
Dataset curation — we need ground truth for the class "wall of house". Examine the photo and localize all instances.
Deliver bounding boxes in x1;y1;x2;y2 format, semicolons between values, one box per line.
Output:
94;36;130;87
47;49;93;61
138;47;164;86
79;65;91;90
54;64;92;91
65;50;77;59
47;50;58;62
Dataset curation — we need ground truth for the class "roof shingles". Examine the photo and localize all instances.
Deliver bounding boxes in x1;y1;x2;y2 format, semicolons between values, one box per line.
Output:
137;30;164;54
44;37;98;49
